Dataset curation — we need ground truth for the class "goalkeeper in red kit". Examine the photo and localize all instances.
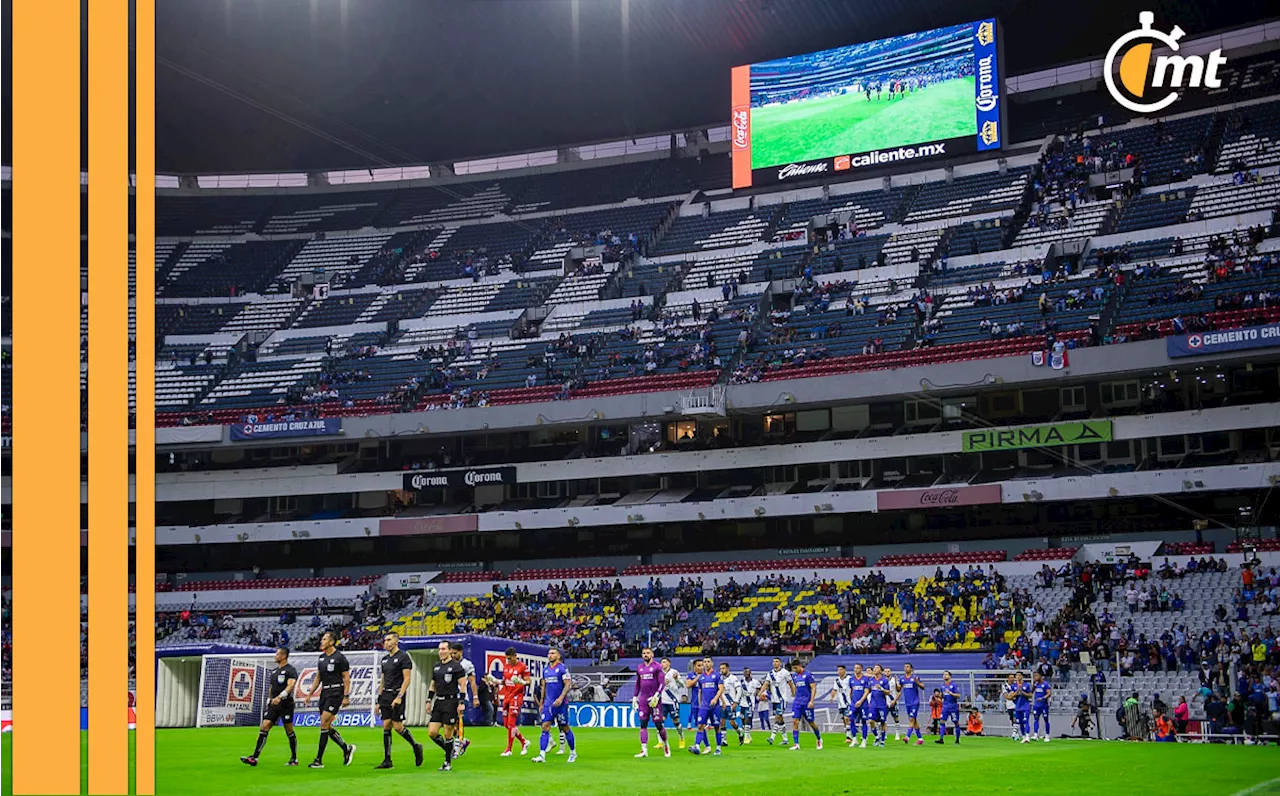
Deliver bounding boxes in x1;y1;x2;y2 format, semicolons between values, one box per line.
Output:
495;648;532;757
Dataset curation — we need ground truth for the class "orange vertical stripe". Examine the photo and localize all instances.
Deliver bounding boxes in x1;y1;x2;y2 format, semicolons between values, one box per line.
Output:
134;0;158;790
12;1;83;793
88;0;131;791
730;65;753;190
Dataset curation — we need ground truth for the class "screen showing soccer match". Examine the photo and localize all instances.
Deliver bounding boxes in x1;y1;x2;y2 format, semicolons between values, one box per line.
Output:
731;19;1004;189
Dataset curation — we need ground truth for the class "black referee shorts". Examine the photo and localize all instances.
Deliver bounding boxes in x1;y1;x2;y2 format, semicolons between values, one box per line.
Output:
378;692;407;723
262;699;295;726
429;697;460;726
318;690;345;715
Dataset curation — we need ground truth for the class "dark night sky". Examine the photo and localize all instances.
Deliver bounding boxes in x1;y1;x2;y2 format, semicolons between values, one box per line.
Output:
3;0;1277;173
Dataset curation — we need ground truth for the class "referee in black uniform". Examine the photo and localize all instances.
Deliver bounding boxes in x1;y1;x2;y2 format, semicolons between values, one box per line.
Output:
426;646;467;771
302;631;357;769
375;632;424;769
240;647;299;766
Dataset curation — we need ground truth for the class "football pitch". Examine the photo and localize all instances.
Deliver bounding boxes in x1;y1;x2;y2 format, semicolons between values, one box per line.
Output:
750;77;977;169
5;727;1280;796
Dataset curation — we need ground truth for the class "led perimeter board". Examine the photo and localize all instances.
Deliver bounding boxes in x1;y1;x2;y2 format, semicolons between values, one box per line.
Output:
731;19;1004;189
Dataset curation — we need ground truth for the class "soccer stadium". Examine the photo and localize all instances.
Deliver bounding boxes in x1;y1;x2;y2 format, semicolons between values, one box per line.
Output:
5;0;1280;794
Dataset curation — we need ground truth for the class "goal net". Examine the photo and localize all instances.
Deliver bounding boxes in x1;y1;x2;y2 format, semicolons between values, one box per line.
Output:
196;651;381;728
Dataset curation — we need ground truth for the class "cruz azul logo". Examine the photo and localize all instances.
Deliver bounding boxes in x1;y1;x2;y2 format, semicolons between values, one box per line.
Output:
1104;12;1226;114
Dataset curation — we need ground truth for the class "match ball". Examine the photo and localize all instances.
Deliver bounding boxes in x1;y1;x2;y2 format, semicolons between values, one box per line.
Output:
428;586;438;596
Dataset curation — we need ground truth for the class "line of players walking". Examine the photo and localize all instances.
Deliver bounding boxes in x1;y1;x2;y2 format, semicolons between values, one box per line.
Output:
633;653;1054;755
237;633;1056;774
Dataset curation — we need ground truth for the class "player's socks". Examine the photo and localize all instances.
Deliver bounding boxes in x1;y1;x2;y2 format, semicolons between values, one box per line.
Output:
286;731;298;761
1043;718;1050;735
398;728;417;747
640;728;649;746
328;729;349;753
564;729;576;752
716;730;725;747
657;723;668;743
813;728;822;742
540;730;550;755
792;730;800;746
317;733;329;761
695;729;707;750
383;730;393;761
252;730;269;758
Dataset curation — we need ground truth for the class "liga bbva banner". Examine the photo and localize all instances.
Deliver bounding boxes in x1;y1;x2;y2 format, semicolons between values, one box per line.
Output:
229;417;343;441
962;420;1113;452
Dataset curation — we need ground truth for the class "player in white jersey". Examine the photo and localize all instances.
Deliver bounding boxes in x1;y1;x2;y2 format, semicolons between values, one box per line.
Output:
736;668;759;743
718;663;748;746
763;658;793;746
883;665;902;741
654;658;687;749
826;664;853;744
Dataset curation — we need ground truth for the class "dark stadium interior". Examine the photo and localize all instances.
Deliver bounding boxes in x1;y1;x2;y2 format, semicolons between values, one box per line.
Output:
6;0;1280;774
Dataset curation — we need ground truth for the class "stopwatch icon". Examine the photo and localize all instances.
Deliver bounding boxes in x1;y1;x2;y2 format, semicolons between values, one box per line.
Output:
1104;12;1184;114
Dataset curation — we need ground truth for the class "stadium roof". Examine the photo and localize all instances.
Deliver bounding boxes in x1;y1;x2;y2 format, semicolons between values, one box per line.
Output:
1;0;1276;173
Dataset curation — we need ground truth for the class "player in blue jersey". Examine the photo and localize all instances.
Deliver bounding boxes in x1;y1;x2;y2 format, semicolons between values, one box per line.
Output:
1030;672;1053;742
704;657;727;751
867;663;891;747
936;670;962;745
1003;672;1032;744
531;648;576;764
850;662;871;748
897;662;925;745
787;661;823;750
826;664;852;745
687;658;725;756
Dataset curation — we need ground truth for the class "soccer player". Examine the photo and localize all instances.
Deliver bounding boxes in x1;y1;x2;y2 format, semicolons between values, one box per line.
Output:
763;657;792;745
426;640;467;771
1031;672;1053;742
850;662;871;748
1004;672;1032;744
883;665;903;740
657;658;686;749
240;647;298;767
301;631;356;769
450;642;479;758
867;663;890;747
632;648;670;758
826;664;852;744
719;662;747;745
1003;672;1019;739
788;661;822;750
497;647;532;757
898;662;924;745
737;667;759;744
936;670;962;745
532;648;576;763
687;659;723;755
375;632;423;769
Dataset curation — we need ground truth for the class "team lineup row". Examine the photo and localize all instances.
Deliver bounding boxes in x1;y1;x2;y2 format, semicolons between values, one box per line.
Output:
234;634;1060;773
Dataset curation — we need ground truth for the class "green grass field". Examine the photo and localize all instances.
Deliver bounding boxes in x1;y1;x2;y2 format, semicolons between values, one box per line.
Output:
6;727;1280;796
750;77;977;169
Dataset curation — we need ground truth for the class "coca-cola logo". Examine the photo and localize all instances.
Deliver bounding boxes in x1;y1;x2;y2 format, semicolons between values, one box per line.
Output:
918;489;961;506
731;108;750;150
777;162;829;180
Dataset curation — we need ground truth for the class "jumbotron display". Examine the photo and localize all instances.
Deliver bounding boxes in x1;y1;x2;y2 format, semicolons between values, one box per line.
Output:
731;19;1004;189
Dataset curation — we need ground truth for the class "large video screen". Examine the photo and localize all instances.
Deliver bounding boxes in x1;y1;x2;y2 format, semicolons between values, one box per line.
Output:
731;19;1003;189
